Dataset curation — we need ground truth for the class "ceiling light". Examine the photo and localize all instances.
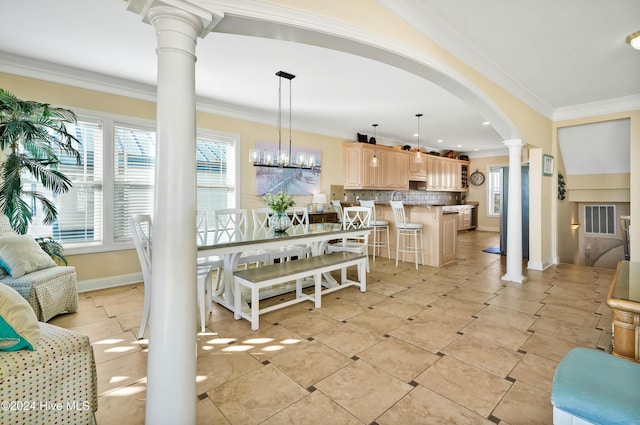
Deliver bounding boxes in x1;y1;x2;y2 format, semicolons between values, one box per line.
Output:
249;71;315;169
627;31;640;50
482;121;490;126
413;114;424;164
370;124;379;168
457;145;462;148
437;139;443;143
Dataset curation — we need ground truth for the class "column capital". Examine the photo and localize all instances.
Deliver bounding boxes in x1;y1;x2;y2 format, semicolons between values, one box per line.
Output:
503;139;525;149
128;0;224;38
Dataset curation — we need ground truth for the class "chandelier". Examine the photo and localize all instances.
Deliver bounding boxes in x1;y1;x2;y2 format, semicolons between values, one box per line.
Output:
249;71;315;169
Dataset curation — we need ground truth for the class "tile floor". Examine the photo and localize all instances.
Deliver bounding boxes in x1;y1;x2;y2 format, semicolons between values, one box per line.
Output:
50;231;615;424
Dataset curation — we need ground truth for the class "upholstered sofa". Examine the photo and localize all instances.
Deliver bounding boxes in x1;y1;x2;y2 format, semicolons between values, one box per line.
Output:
0;282;97;425
0;216;77;322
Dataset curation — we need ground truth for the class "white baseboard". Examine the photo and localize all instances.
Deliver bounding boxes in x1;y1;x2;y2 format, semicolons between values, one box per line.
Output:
477;226;500;232
527;257;555;271
77;272;143;293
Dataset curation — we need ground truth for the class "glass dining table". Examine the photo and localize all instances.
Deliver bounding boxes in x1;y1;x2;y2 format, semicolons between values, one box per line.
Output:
197;223;370;314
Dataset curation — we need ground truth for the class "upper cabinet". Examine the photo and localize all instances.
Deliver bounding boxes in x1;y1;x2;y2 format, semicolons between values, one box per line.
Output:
426;156;469;192
343;143;409;190
344;143;468;191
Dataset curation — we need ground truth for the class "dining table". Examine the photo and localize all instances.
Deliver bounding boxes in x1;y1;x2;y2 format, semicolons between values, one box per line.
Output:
197;222;371;314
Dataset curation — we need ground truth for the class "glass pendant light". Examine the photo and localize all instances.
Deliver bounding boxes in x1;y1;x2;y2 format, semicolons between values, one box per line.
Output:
413;113;424;164
370;124;379;168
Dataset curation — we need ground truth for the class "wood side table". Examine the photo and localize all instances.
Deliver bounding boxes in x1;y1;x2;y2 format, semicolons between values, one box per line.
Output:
607;261;640;362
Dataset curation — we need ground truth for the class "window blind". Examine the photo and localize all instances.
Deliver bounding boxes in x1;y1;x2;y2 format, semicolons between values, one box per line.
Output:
113;124;156;242
27;119;104;244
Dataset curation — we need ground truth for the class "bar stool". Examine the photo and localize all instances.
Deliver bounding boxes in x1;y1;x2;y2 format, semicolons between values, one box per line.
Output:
359;199;390;261
389;201;424;269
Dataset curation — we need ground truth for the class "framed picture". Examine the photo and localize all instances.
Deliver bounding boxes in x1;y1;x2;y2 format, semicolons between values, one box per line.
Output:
543;154;554;176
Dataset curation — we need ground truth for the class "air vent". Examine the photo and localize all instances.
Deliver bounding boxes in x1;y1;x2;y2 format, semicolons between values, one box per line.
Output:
584;205;616;235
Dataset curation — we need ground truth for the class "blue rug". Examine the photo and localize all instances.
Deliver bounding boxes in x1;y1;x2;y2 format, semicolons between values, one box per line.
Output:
482;247;501;254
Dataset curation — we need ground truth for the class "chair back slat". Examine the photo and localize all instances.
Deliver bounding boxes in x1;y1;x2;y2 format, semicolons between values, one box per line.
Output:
287;207;309;226
332;200;343;223
213;208;249;243
342;206;371;230
390;201;408;225
130;214;152;283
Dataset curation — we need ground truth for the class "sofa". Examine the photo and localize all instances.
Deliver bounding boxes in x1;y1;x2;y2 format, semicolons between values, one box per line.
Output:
0;215;77;322
0;282;97;425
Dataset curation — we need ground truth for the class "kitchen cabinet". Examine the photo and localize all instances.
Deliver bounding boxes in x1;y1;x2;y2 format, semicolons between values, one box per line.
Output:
408;153;427;181
442;205;476;231
425;156;470;192
344;143;467;192
343;143;409;190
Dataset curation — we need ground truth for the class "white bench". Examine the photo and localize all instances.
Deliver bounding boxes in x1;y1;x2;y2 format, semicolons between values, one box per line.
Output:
233;251;367;330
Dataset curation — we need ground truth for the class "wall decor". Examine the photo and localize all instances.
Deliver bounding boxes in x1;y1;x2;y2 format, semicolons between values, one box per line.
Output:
543;154;554;176
255;141;321;195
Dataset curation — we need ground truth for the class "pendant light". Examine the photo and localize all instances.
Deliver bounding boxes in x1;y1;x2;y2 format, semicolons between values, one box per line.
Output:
370;123;379;168
248;70;317;169
413;113;424;164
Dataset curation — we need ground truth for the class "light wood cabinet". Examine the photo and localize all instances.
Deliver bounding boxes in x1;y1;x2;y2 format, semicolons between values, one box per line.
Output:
344;143;467;192
343;143;409;190
408;153;427;181
426;156;469;192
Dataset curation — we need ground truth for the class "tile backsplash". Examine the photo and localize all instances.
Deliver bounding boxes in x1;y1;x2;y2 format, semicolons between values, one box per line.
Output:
330;185;462;205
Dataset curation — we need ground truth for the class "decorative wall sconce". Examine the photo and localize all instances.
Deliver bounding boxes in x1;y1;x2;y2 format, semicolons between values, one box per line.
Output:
571;223;580;231
249;70;316;169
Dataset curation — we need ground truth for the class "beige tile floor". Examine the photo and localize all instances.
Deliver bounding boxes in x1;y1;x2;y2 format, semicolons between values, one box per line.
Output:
50;231;615;425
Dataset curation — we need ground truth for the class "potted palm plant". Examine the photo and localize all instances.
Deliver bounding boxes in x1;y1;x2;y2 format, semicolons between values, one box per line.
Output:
0;89;81;263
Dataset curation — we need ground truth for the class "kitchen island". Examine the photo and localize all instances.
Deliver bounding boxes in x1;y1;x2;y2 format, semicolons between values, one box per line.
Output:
376;203;458;267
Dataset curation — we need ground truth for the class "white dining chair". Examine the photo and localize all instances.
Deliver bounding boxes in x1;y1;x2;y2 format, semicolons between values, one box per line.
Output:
389;200;424;269
196;211;224;312
130;214;211;337
332;200;343;223
213;208;271;268
327;206;371;282
359;199;390;261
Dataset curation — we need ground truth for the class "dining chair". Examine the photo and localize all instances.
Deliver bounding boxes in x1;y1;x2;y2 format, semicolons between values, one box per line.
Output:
130;214;211;338
252;207;309;262
213;208;270;268
389;200;424;269
196;211;224;312
327;206;371;282
331;200;343;223
359;199;390;261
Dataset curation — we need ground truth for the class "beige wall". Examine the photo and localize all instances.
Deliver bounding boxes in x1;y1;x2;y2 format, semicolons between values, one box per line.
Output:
554;110;640;263
465;155;508;231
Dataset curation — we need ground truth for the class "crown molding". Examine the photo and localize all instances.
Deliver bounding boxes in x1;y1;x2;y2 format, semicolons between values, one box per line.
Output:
0;51;158;103
552;94;640;121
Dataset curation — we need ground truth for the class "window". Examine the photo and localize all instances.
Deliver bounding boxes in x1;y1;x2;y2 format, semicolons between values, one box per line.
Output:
487;166;502;217
584;205;616;235
26;112;237;252
28;119;103;244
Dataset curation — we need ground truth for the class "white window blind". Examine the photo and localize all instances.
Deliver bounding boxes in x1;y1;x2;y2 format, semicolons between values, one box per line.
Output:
28;119;103;244
196;137;235;212
112;127;236;242
113;124;156;242
585;205;616;235
487;167;502;217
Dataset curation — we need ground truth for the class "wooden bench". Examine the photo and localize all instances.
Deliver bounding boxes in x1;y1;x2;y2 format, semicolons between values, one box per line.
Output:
233;251;367;330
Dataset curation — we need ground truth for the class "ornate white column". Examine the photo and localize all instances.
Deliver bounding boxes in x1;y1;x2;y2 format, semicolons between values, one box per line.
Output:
127;2;221;423
502;139;526;283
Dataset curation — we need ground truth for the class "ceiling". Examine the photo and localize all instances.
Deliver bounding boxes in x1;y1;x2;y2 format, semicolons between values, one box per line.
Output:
0;0;638;158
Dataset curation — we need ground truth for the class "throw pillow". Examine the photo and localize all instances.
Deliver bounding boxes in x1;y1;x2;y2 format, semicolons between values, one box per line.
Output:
0;282;40;351
0;235;56;278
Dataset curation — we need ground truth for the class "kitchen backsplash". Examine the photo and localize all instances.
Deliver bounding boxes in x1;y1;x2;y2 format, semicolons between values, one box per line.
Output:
330;185;463;205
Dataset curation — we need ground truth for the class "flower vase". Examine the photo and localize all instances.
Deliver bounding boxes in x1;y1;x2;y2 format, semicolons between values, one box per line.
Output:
269;211;291;232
